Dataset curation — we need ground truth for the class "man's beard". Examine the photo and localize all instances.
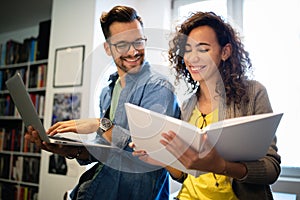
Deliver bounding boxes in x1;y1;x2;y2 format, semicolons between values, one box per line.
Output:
116;53;144;73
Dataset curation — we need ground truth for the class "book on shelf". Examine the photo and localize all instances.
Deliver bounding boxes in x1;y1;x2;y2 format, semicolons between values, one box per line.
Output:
0;154;10;179
125;103;283;177
16;68;27;84
10;129;21;151
23;136;40;153
11;156;23;181
0;128;21;152
18;185;39;200
19;37;38;63
0;128;4;150
29;38;38;62
0;183;38;200
7;95;14;116
20;37;36;63
37;64;47;88
0;44;2;65
0;68;26;91
0;43;6;66
1;94;15;116
0;37;39;66
2;128;11;150
10;129;16;151
1;69;13;90
38;95;45;117
22;157;40;184
0;97;4;116
37;20;51;60
5;40;22;65
0;70;3;90
19;39;30;63
29;94;45;116
28;64;47;88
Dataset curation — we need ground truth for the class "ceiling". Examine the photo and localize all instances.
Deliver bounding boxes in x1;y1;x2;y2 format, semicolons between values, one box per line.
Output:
0;0;52;34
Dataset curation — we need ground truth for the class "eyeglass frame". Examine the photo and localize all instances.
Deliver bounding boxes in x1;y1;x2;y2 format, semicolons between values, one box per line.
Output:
107;38;147;54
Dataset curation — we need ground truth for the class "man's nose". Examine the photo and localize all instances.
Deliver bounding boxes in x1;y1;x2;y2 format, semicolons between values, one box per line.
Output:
127;44;139;55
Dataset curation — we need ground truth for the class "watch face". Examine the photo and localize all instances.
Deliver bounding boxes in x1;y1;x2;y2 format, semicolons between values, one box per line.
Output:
100;118;112;130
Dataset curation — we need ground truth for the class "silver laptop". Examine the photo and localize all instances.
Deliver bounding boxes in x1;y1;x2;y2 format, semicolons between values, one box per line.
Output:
5;73;111;148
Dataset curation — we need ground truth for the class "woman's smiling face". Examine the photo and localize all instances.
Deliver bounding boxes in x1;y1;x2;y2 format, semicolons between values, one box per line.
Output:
183;25;223;83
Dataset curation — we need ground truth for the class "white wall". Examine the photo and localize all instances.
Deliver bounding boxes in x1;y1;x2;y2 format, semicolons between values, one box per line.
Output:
0;26;39;44
39;0;97;199
39;0;176;199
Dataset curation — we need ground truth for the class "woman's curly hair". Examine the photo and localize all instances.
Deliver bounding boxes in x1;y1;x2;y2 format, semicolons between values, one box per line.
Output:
169;12;252;106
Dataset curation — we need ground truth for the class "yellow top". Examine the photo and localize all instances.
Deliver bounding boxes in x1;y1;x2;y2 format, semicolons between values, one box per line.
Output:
176;106;238;200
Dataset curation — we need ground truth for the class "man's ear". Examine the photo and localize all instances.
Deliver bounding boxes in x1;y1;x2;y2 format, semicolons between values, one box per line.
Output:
222;43;232;61
104;42;112;56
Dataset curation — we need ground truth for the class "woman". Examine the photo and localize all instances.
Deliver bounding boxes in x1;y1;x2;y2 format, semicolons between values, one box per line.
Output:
166;11;281;200
134;12;281;200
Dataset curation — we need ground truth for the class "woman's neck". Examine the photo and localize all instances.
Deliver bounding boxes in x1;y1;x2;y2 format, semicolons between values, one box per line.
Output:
197;79;219;114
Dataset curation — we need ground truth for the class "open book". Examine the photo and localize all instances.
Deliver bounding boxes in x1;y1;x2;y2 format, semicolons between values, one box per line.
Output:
125;103;283;176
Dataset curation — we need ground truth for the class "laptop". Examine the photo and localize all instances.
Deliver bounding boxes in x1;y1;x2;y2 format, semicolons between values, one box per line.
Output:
5;72;112;148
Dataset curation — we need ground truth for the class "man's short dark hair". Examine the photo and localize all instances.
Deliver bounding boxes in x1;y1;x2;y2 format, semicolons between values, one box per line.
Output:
100;5;143;40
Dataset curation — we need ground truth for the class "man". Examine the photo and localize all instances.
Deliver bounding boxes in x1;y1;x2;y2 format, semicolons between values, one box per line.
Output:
26;5;180;200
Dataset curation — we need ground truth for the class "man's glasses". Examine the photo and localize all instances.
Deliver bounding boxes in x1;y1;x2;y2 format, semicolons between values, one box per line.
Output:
108;38;147;54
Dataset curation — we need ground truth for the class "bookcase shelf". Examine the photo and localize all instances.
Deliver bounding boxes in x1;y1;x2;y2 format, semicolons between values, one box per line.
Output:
0;59;47;200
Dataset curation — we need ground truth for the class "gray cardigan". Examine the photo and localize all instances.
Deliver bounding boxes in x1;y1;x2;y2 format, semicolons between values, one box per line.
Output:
180;80;281;200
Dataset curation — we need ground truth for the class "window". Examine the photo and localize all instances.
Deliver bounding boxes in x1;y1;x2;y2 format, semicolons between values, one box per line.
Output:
173;0;300;196
243;0;300;171
173;0;227;24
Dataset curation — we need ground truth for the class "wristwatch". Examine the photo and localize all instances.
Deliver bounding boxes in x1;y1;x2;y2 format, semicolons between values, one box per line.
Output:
97;118;113;135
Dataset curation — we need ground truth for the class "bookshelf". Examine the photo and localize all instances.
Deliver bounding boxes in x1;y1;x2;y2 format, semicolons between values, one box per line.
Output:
0;59;48;199
0;11;51;197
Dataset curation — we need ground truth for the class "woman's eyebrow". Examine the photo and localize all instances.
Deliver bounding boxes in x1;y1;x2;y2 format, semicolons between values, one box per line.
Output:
186;42;210;47
196;42;210;47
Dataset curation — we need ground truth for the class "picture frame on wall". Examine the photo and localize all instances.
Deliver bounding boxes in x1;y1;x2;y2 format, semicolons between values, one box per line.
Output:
53;45;85;87
51;92;81;125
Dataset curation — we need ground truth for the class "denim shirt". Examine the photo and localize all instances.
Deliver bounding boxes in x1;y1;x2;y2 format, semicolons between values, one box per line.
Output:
71;61;180;200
